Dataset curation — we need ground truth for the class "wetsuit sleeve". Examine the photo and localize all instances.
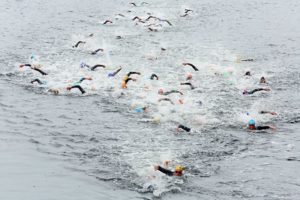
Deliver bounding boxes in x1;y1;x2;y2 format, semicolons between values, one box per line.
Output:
157;166;174;176
256;126;271;130
24;64;32;67
164;90;182;95
127;72;140;77
125;78;133;84
250;88;264;94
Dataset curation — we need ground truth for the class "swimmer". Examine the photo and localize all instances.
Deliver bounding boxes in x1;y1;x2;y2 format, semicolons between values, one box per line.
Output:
91;48;104;55
75;77;92;84
150;73;159;80
108;67;122;77
121;78;136;89
130;2;137;6
186;73;193;80
135;106;149;113
177;124;191;132
158;98;174;104
80;62;106;71
127;71;141;77
182;63;199;71
48;89;59;95
260;76;267;84
103;20;113;25
91;64;106;71
248;119;276;130
243;88;270;95
67;77;92;94
132;16;145;23
19;64;48;75
180;82;196;90
145;16;159;21
158;89;183;95
66;85;86;94
245;71;251;76
154;165;184;176
30;78;46;85
241;59;254;62
72;41;86;48
260;111;278;115
181;9;193;17
148;27;158;32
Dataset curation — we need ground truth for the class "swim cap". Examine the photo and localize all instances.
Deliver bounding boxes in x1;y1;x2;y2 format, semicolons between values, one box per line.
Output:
135;107;143;113
175;166;184;172
186;73;193;80
248;119;255;125
80;62;86;68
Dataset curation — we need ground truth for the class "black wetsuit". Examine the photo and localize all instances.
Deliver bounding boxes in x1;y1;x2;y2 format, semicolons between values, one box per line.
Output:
157;166;174;176
91;64;106;71
180;82;195;90
24;64;48;75
31;79;44;85
178;125;191;132
91;48;103;55
249;125;271;130
256;126;271;130
248;88;265;94
159;98;174;104
69;85;86;94
150;74;159;80
127;72;141;77
125;78;134;84
163;90;183;95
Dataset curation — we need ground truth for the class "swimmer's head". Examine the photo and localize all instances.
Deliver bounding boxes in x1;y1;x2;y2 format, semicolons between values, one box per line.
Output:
178;99;183;104
158;89;164;95
243;90;248;95
135;107;143;113
186;73;193;80
248;119;255;126
80;62;86;68
260;76;266;83
245;71;251;76
174;165;184;176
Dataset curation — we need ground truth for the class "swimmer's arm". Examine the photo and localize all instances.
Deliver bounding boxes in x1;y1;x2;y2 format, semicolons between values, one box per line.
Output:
158;98;174;104
155;166;174;176
127;72;141;77
165;90;183;95
260;111;277;115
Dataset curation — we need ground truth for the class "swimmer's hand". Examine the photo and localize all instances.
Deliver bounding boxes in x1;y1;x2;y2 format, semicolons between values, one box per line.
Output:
154;165;159;171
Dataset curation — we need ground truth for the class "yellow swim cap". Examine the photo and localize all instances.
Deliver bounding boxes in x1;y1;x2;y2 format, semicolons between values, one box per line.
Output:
123;75;129;81
175;165;184;172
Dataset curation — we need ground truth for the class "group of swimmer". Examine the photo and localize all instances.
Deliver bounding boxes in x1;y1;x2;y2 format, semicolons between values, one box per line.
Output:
243;71;277;131
18;2;279;179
